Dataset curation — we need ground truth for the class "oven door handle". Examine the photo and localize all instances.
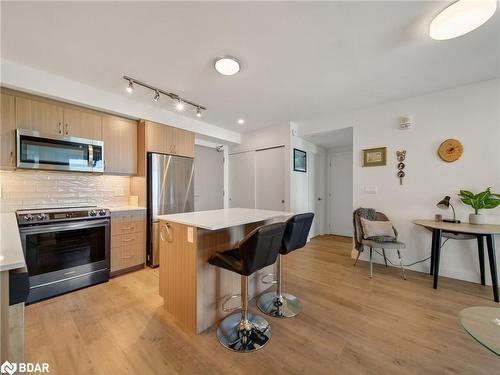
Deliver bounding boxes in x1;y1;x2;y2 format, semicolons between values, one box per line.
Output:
19;219;110;234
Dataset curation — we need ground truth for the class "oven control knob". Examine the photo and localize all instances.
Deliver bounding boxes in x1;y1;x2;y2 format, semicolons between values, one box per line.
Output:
23;214;34;222
89;210;97;217
37;213;48;221
98;209;106;216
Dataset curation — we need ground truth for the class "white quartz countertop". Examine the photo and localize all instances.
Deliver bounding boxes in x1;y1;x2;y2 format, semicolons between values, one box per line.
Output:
109;206;147;212
156;208;293;231
0;213;26;272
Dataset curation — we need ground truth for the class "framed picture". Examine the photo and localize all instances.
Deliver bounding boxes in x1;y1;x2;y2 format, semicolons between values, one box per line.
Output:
363;147;387;167
293;148;307;172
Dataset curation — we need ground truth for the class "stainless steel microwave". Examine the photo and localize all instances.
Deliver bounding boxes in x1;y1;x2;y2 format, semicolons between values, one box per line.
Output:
16;129;104;173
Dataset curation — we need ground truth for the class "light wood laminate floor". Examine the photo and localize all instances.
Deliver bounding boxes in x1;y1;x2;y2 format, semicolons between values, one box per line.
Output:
25;235;499;374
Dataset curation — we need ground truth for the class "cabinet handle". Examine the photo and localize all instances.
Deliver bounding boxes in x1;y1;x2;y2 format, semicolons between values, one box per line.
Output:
160;223;172;242
65;123;69;135
10;151;13;164
122;237;135;242
58;122;62;134
121;225;134;230
121;255;134;259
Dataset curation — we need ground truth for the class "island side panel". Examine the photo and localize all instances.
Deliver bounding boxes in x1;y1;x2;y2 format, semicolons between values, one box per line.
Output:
196;221;275;334
158;220;197;333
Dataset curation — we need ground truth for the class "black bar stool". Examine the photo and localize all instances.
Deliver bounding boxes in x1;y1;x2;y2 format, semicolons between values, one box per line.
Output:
208;222;286;352
257;213;314;318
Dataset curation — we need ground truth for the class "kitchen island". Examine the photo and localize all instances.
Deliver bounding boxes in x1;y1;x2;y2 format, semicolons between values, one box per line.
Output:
156;208;291;334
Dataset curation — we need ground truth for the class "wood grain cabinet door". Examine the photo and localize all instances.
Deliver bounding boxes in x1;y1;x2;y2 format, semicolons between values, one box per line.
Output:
15;96;63;135
146;121;175;154
102;115;137;175
63;108;102;139
173;128;195;158
0;93;16;168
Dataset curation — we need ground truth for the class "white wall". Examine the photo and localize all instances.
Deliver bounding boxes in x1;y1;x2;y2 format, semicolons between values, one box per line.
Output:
301;79;500;285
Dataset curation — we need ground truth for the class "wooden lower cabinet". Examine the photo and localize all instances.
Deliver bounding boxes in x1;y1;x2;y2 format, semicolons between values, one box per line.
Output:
110;210;146;275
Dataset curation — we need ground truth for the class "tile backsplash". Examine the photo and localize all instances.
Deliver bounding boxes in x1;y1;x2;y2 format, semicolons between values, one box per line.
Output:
0;170;131;213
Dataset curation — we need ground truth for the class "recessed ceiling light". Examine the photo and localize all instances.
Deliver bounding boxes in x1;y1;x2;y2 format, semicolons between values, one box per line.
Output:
214;56;240;76
429;0;497;40
237;119;245;125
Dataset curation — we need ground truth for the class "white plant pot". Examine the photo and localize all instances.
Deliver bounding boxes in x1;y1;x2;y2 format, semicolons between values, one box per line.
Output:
469;214;485;225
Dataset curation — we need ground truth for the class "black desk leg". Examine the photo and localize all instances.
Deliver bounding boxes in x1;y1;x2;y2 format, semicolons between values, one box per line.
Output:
486;234;499;303
433;229;442;289
430;231;436;275
477;235;486;286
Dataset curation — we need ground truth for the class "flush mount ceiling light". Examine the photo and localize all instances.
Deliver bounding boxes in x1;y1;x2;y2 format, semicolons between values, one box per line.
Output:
429;0;497;40
214;56;240;76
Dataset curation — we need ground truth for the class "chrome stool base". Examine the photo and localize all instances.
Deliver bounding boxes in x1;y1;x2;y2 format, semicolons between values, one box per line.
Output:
257;292;302;318
216;311;271;352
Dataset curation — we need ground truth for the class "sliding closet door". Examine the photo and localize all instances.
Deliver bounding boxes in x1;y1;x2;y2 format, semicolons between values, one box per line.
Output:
255;146;285;211
228;151;255;208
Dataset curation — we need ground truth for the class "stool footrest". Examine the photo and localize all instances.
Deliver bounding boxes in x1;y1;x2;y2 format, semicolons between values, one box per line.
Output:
260;273;277;285
222;294;241;313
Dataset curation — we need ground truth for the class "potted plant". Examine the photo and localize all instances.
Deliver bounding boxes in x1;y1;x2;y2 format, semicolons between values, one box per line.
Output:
458;187;500;224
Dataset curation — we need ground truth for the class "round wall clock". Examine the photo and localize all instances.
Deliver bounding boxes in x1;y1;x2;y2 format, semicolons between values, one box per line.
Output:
438;139;463;162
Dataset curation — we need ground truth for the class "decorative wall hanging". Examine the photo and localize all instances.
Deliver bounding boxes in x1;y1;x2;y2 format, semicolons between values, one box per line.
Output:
438;139;463;162
396;150;406;185
293;148;307;172
363;147;387;167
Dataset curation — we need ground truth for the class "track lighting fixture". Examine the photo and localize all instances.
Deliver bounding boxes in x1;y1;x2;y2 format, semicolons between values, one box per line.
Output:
122;75;206;116
176;99;184;111
126;80;134;93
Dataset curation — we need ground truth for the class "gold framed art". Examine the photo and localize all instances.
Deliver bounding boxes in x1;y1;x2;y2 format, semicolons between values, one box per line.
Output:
363;147;387;167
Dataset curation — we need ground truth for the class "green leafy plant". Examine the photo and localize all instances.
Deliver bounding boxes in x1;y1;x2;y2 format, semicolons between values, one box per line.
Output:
458;187;500;214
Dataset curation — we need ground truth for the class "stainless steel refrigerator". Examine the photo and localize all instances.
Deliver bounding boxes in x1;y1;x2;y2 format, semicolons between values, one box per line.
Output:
147;153;194;267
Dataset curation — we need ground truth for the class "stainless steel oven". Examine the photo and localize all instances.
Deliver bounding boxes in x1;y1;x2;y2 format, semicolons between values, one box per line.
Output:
16;129;104;173
17;207;110;303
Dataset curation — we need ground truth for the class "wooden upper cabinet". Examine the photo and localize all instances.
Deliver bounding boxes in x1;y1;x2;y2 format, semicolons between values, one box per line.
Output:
173;128;195;158
102;115;137;175
16;96;64;135
1;93;16;168
144;120;194;158
63;108;102;140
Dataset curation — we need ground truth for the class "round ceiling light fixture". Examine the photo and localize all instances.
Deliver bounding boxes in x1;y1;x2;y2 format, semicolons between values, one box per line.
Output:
237;119;245;125
214;56;240;76
429;0;497;40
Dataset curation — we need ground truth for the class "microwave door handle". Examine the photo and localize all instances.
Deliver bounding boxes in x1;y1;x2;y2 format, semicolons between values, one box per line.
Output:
88;145;94;167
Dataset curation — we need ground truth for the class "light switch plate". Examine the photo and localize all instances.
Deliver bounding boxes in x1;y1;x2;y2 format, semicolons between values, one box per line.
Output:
364;185;378;194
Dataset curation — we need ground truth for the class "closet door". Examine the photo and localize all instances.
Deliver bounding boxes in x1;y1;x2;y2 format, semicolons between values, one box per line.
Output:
255;146;285;211
228;151;255;209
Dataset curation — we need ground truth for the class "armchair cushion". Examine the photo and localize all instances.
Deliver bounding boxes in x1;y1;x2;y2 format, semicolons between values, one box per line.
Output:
360;217;396;241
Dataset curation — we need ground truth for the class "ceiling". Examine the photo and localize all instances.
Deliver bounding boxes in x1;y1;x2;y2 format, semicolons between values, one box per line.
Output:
1;2;499;134
303;126;353;150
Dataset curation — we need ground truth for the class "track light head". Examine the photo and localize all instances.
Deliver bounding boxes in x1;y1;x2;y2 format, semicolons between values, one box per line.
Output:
153;90;160;102
176;99;184;111
196;108;202;117
126;80;134;93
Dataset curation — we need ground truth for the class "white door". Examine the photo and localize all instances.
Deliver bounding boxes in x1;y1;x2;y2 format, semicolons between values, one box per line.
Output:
228;151;255;208
313;153;326;236
255;147;285;211
328;152;353;237
194;145;224;211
